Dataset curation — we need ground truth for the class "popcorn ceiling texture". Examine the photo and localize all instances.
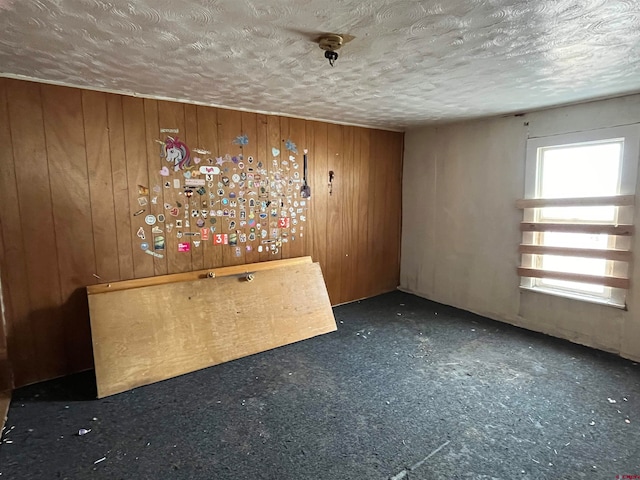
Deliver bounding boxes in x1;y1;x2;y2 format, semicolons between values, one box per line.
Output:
1;0;640;129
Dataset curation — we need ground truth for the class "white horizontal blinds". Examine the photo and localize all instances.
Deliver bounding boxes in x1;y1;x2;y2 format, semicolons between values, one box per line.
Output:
519;125;640;306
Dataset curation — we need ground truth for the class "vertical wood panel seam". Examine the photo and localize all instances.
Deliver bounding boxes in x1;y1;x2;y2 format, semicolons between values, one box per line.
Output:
182;103;195;269
396;134;404;282
136;99;152;277
39;84;65;309
39;84;69;372
150;100;165;276
105;96;123;279
366;129;378;297
122;99;137;263
381;131;391;292
80;92;99;281
3;81;36;383
187;104;196;269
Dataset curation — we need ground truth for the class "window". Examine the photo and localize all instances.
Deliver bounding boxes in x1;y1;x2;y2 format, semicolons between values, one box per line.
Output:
518;125;640;307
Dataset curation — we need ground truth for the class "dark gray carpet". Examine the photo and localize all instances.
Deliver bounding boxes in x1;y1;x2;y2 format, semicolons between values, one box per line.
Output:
1;291;639;479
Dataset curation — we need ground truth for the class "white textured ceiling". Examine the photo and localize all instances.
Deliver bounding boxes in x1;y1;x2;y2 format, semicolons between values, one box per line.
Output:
1;0;640;130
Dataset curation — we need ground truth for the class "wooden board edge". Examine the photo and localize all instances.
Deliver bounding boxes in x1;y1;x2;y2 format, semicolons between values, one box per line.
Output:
517;267;629;289
519;244;632;262
87;256;313;295
520;223;634;235
0;390;10;432
516;194;635;209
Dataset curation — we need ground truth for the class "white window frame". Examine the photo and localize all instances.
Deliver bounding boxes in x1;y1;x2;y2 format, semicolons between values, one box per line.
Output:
521;124;640;308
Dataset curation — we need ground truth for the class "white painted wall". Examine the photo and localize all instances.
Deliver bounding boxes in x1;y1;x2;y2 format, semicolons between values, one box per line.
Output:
401;94;640;361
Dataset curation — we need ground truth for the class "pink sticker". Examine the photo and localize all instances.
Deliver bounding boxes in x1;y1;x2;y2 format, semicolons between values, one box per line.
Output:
199;166;220;175
178;242;190;252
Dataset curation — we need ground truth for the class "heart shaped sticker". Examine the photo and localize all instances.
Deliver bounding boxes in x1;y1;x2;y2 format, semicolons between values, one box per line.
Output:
159;166;170;177
272;147;280;157
194;157;201;164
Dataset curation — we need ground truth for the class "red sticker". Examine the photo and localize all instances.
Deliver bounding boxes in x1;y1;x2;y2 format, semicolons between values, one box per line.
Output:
169;207;180;217
278;217;290;228
178;242;190;252
200;228;210;240
213;233;228;245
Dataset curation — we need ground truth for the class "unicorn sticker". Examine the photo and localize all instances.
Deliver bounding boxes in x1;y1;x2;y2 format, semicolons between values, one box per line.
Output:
162;136;192;171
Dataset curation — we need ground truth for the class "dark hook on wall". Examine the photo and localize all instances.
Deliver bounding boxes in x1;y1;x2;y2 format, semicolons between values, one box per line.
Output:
328;171;334;196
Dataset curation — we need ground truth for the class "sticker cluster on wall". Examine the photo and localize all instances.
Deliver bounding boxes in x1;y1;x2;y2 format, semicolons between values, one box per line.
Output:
133;129;309;258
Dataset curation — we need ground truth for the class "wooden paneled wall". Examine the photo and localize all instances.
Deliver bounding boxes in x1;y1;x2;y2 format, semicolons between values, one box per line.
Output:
0;78;403;389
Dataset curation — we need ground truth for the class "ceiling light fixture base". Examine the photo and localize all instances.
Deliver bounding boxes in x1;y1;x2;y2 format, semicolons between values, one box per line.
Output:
318;34;345;52
318;34;345;67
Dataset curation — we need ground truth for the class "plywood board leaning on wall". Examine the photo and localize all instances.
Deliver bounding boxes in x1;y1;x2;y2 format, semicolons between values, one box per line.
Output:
87;257;336;398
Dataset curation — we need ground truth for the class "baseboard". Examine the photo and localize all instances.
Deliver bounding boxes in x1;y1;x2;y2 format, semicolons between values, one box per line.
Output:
397;287;640;364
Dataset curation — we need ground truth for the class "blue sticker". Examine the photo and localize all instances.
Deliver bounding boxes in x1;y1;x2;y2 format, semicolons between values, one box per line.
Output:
222;198;229;206
285;139;298;154
233;134;249;146
141;242;149;250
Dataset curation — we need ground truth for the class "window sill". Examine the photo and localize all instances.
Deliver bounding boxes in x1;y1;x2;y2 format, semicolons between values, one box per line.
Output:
519;285;626;310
